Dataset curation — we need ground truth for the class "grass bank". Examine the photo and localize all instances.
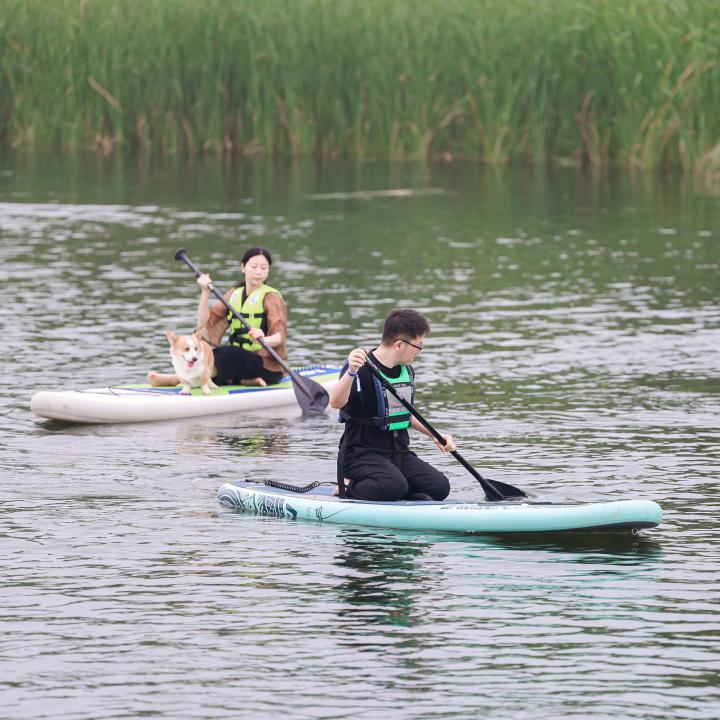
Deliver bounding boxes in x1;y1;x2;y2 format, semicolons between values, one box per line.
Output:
1;0;718;175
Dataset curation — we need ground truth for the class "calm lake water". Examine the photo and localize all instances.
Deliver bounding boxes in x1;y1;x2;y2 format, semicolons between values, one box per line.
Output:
1;152;719;719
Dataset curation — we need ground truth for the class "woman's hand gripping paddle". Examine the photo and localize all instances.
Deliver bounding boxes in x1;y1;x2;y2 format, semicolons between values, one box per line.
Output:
174;248;329;416
364;356;527;501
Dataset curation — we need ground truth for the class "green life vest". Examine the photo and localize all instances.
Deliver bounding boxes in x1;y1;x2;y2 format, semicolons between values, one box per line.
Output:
340;363;415;431
226;284;282;352
376;364;414;430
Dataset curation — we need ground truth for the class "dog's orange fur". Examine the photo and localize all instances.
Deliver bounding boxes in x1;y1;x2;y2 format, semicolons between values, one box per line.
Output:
164;330;216;395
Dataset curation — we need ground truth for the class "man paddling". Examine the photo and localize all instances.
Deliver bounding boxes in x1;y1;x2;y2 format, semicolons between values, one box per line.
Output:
330;309;454;501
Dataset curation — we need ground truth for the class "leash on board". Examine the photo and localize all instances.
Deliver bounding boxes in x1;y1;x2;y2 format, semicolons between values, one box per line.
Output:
242;477;333;494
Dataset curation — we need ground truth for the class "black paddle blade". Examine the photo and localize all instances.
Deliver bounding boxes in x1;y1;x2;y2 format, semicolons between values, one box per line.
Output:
450;451;527;501
483;477;527;501
290;371;330;416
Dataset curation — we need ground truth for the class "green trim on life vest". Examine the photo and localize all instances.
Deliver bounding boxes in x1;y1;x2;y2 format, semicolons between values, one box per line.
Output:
375;363;414;431
227;284;282;352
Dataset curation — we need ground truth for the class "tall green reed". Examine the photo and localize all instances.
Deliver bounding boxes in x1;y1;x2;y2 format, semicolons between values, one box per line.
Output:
0;0;717;175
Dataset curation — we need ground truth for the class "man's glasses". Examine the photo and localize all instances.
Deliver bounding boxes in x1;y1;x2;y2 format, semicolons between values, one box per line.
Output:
399;339;423;353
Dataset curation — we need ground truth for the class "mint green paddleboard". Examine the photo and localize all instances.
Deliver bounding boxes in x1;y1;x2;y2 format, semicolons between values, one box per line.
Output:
218;480;662;534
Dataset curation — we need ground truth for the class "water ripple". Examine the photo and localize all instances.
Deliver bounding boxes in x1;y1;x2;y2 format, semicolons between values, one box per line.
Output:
1;163;719;719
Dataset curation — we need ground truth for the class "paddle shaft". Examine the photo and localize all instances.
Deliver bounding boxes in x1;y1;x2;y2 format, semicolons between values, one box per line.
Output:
174;249;326;408
364;356;526;501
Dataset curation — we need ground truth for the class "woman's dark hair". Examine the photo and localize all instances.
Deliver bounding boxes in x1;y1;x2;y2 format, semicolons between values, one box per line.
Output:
381;309;430;344
241;247;273;266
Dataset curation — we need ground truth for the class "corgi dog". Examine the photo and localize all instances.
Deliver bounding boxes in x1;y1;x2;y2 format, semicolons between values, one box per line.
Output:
165;330;216;395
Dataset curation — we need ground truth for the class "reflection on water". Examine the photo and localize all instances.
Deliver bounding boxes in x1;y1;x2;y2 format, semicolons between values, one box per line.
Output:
334;529;429;628
440;530;665;561
1;154;718;719
332;526;665;635
200;429;291;457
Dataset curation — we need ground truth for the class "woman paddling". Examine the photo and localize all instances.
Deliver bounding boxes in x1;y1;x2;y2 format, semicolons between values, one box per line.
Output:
149;247;287;388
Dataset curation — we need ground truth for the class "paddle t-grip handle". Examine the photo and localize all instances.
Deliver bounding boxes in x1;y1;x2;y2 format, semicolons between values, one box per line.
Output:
175;248;204;279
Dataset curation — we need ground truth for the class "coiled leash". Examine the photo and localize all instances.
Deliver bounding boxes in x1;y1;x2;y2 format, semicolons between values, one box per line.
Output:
262;479;323;493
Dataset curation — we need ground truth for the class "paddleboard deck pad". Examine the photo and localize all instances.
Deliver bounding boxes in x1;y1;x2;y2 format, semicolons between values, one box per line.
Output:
31;365;340;424
217;480;663;534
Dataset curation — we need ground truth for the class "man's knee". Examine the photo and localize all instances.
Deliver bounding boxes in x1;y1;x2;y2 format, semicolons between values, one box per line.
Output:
348;475;408;501
430;474;451;501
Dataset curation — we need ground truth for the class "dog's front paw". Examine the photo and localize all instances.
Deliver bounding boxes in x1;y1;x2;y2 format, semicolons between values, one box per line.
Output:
179;386;192;395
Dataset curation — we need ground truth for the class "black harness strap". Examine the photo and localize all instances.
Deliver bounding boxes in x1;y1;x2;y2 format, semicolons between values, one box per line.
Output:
338;412;412;428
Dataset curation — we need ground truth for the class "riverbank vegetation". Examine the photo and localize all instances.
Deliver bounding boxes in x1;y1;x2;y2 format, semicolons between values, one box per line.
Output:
1;0;718;177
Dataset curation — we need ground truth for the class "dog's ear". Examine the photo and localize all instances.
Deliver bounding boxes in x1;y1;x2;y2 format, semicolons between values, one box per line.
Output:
164;330;179;345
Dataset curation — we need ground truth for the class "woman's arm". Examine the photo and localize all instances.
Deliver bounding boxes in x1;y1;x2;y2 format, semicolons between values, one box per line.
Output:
195;275;230;346
195;274;212;331
250;292;287;349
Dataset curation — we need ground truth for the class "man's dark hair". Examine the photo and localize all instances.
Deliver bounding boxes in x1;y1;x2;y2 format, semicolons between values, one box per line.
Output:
381;309;430;344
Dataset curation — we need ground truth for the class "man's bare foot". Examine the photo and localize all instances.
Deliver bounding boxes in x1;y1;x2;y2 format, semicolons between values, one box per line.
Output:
147;372;179;387
333;479;351;496
240;377;267;387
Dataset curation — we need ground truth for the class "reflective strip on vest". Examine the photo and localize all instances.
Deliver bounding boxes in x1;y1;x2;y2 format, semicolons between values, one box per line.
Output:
226;284;282;352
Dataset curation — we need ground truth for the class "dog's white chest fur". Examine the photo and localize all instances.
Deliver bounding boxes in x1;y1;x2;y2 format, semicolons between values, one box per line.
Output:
170;337;205;381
